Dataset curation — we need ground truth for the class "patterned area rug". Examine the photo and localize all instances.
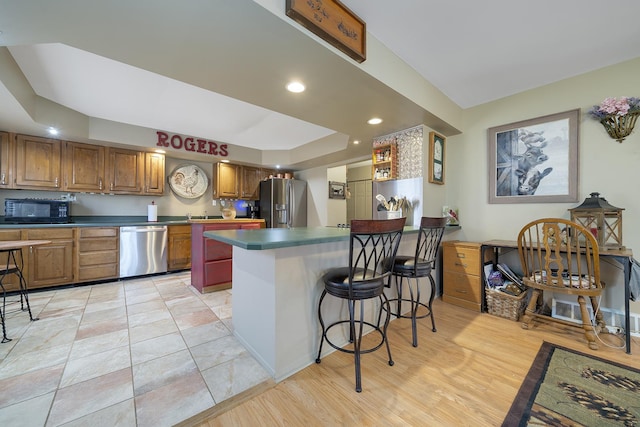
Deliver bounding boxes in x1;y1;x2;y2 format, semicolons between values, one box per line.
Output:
503;342;640;426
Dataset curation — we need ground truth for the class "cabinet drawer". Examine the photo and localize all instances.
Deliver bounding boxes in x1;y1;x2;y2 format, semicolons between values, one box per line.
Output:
79;227;118;238
205;239;232;261
443;271;482;304
78;264;118;281
169;225;191;234
205;259;232;285
79;251;118;267
25;228;74;240
0;230;23;240
79;238;118;253
443;247;480;275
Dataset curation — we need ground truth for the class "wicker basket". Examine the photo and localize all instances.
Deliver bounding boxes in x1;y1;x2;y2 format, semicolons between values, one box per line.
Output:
485;287;527;321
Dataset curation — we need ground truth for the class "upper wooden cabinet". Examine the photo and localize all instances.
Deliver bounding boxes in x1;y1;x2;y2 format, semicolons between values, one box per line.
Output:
4;133;165;195
15;134;62;190
144;152;165;195
213;162;274;200
0;131;13;189
106;147;144;193
213;162;240;198
241;165;262;200
63;141;106;192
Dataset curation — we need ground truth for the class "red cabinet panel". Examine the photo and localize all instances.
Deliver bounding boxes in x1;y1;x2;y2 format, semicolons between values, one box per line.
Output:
190;220;264;293
205;239;232;261
205;259;232;286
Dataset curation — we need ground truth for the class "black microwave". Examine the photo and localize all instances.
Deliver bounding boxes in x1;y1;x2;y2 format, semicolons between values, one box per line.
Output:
4;199;71;223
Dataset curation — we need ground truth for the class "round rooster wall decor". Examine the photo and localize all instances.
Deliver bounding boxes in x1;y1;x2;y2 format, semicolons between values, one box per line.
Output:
168;164;209;199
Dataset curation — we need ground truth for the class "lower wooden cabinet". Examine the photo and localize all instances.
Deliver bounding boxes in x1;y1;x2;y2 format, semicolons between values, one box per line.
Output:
24;228;75;290
442;241;493;312
76;227;119;282
191;220;264;293
168;225;191;271
0;229;24;292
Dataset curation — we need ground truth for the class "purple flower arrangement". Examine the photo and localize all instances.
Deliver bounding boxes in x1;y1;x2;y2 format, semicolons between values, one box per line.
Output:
588;96;640;119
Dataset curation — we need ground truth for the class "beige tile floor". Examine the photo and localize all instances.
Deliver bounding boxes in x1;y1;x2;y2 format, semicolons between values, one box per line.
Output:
0;271;271;427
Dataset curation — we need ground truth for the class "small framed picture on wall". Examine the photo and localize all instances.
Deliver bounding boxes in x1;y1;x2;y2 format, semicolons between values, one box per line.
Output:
428;131;445;185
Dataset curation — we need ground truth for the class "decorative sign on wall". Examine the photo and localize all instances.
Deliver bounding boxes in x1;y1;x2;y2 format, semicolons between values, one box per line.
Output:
286;0;366;63
156;131;228;157
168;164;209;199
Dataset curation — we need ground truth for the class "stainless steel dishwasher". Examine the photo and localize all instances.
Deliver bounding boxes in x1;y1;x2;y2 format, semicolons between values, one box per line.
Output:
119;225;168;278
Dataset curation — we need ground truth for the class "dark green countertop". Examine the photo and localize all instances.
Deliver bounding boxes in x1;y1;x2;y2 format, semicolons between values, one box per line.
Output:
0;216;264;228
204;226;423;250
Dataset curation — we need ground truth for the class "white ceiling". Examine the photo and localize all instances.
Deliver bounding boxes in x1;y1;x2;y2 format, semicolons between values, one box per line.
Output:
1;0;639;168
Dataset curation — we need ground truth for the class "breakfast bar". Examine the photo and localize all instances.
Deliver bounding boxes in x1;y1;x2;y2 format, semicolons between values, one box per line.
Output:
204;226;421;381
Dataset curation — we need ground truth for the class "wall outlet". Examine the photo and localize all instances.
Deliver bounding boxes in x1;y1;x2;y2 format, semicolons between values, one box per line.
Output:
212;199;217;206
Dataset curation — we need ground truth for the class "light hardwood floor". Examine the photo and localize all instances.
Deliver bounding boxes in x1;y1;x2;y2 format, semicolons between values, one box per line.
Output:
189;298;640;426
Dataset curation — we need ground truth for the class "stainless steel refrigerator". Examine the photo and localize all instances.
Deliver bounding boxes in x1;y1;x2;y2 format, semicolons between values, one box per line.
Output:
259;178;307;228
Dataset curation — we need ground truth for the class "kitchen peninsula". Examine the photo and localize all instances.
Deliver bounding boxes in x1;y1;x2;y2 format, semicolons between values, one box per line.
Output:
204;226;422;381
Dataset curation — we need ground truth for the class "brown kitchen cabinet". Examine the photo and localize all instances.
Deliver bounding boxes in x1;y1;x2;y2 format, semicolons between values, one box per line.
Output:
0;131;14;188
240;165;262;200
0;229;24;292
168;225;191;271
190;220;264;293
15;134;63;190
106;147;144;193
64;143;164;195
212;162;241;198
23;228;75;290
76;227;119;282
442;241;494;312
144;152;165;195
63;141;106;192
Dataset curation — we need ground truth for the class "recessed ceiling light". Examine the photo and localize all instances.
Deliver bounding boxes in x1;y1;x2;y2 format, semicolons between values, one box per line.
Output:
221;159;230;163
353;140;360;144
367;118;382;125
155;149;166;154
48;127;59;135
286;81;305;93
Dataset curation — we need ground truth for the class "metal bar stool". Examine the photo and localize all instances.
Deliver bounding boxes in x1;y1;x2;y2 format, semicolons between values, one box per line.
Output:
315;218;406;392
385;217;446;347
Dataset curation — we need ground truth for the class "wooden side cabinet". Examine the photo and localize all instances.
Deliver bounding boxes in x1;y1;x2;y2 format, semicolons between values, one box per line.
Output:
76;227;119;282
442;241;493;312
168;225;191;271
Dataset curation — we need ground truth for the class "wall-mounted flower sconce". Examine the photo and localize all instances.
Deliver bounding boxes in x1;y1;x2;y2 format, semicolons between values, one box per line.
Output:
588;97;640;143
